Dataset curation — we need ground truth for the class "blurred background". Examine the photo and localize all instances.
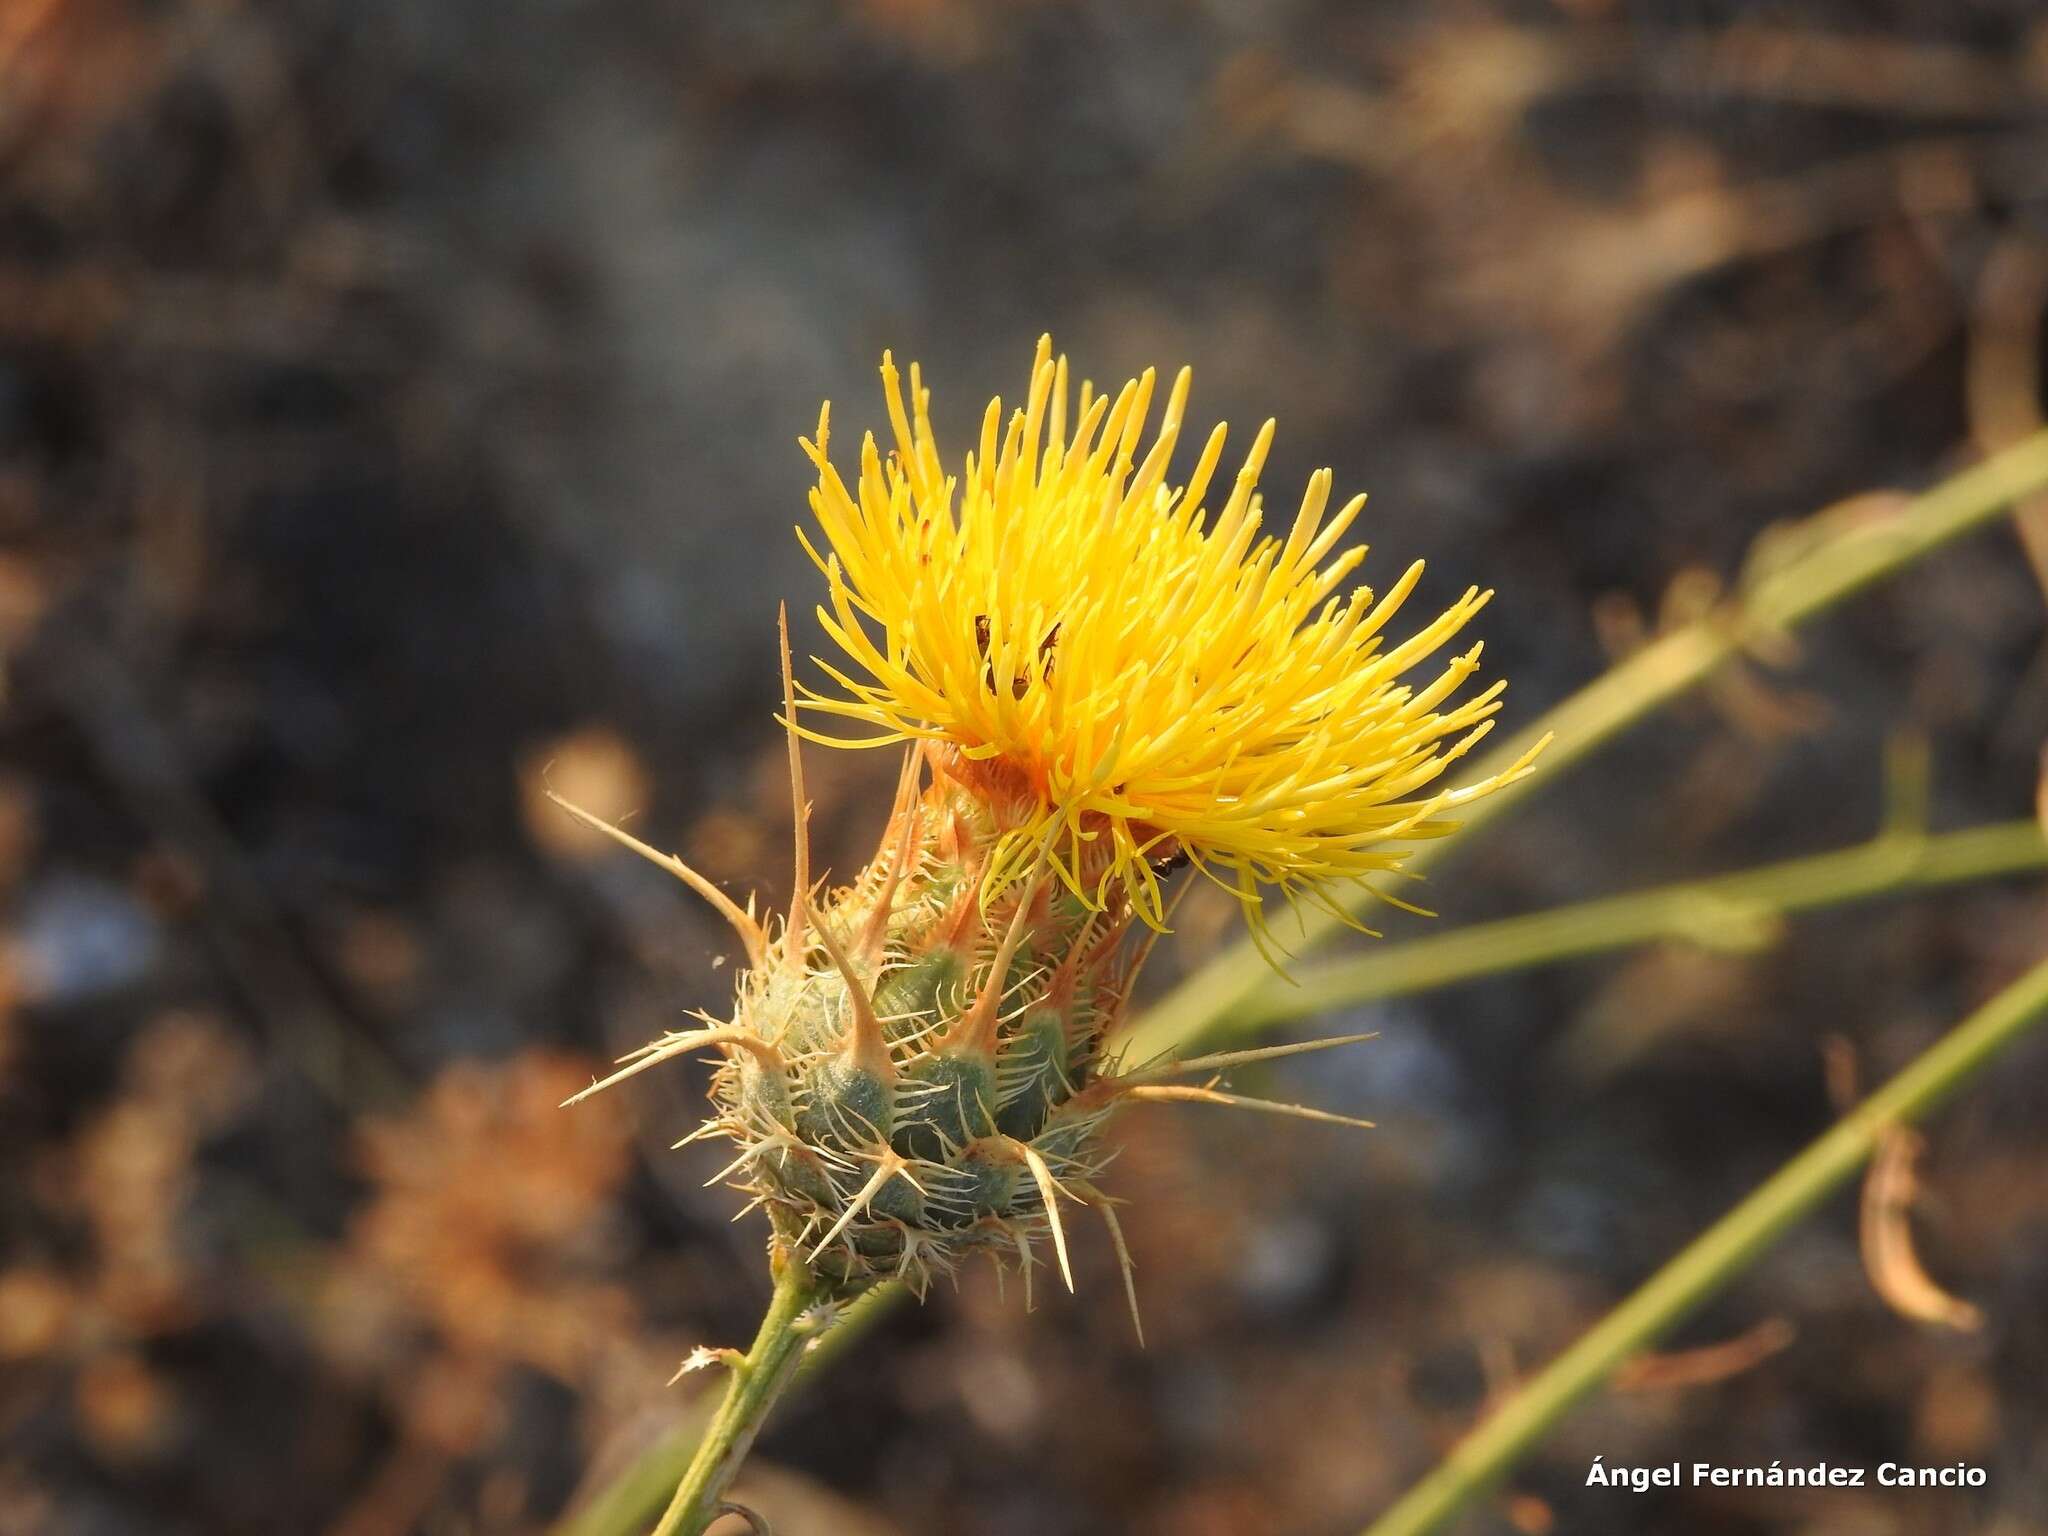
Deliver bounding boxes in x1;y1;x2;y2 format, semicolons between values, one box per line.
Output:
5;2;2048;1533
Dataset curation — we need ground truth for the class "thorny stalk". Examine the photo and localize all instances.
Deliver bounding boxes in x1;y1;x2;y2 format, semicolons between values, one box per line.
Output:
649;1258;835;1536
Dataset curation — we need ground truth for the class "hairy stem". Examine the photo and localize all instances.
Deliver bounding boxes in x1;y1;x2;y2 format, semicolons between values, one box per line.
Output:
650;1261;827;1536
1360;951;2048;1536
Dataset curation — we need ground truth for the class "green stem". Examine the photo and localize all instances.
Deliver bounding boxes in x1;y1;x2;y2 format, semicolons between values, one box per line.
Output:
649;1261;829;1536
1219;819;2047;1036
1126;429;2048;1059
1360;951;2048;1536
557;1283;899;1536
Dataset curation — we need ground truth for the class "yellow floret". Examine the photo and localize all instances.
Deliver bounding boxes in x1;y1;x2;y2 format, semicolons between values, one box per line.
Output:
796;336;1540;935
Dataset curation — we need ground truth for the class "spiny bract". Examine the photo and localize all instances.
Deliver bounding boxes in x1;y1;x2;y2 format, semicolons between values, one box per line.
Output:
703;742;1140;1299
563;338;1538;1312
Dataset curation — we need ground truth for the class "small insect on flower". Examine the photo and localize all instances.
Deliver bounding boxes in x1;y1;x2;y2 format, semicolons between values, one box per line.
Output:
557;338;1541;1322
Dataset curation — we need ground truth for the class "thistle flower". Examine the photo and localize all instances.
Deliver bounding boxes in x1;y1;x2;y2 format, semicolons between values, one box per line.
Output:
562;335;1539;1314
562;339;1540;1536
796;336;1538;938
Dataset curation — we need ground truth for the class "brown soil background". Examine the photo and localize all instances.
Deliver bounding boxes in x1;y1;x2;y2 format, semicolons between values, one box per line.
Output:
4;4;2048;1533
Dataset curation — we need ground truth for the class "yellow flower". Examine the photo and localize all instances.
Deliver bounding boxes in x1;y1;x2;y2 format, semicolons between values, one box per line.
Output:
796;337;1541;935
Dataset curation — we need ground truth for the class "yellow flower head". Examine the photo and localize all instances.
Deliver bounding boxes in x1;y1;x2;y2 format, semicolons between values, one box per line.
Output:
796;337;1537;934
